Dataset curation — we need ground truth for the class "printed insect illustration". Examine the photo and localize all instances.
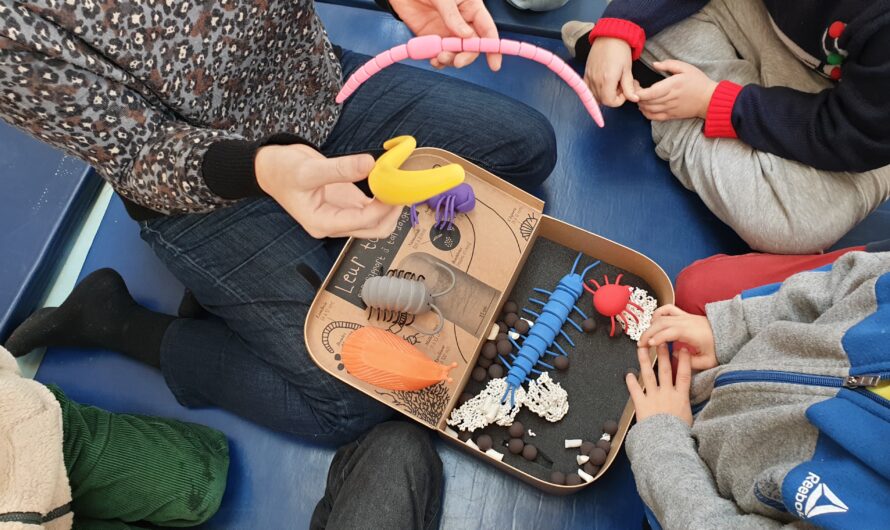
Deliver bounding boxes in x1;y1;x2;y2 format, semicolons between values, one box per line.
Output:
584;274;644;337
361;264;456;335
410;182;476;230
336;35;604;126
500;252;600;406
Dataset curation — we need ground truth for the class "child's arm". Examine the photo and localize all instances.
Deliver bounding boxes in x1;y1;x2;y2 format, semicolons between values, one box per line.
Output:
706;251;890;364
635;20;890;172
625;348;796;528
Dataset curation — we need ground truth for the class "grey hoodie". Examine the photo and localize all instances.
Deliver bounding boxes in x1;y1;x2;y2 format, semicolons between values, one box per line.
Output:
626;251;890;529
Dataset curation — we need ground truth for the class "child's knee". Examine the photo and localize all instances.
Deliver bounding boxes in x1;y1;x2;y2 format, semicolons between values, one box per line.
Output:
362;422;442;482
675;256;733;314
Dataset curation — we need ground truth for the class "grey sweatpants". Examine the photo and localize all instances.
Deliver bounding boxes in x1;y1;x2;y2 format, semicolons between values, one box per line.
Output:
640;0;890;254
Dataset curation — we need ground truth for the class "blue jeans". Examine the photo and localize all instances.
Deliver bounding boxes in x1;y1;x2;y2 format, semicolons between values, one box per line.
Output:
140;50;557;445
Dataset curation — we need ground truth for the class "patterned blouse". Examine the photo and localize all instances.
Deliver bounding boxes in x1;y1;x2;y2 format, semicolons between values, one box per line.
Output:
0;0;343;216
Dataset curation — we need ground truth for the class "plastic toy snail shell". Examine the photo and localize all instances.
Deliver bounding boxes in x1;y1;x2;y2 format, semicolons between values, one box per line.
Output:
369;136;465;206
341;327;458;391
336;35;604;127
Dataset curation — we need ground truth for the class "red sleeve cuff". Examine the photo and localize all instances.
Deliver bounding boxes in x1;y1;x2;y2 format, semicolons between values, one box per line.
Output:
704;81;743;139
588;18;646;61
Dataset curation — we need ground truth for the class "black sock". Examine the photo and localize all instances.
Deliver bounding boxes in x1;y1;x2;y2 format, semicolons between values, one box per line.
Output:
4;268;174;368
574;33;592;63
178;288;208;318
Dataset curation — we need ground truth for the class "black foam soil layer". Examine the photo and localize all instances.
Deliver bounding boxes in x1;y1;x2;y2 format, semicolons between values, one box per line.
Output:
457;238;653;482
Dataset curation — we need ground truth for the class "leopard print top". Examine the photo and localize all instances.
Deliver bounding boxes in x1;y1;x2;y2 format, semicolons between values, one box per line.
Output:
0;0;342;215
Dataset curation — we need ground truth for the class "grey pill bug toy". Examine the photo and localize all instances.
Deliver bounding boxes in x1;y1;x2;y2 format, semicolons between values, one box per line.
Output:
361;264;456;335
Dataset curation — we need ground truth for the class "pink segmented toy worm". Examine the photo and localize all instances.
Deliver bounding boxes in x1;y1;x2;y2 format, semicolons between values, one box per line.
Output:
335;35;604;127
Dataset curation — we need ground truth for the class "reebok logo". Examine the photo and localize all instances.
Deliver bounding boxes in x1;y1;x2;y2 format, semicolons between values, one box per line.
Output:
794;472;849;519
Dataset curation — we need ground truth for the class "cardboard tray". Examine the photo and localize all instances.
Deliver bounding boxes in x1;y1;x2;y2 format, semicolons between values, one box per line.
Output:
305;148;673;493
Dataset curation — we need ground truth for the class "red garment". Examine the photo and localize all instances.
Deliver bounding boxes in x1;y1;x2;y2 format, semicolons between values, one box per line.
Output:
674;246;866;316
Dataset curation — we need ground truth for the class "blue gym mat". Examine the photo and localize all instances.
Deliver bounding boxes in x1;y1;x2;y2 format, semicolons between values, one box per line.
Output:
20;3;890;529
0;122;101;342
318;0;607;39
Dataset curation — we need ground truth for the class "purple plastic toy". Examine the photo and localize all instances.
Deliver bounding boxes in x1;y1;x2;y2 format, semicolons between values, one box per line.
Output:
410;183;476;230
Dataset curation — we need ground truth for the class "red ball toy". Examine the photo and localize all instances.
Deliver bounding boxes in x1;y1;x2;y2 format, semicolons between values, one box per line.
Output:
583;274;643;337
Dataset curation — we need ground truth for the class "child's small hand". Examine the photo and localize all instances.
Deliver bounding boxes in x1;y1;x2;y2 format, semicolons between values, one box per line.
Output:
636;60;718;121
586;37;639;108
627;345;693;426
638;304;718;371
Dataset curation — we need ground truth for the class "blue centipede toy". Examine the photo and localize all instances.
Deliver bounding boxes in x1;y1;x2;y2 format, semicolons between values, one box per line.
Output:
500;252;600;407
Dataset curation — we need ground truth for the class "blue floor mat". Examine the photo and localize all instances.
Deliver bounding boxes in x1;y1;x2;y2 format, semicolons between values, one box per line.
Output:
26;3;890;529
319;0;606;39
0;122;101;341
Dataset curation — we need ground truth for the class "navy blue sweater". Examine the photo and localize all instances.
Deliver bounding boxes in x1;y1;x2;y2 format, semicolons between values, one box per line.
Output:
600;0;890;172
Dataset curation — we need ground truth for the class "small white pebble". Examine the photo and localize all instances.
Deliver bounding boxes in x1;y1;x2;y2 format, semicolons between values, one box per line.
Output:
444;427;458;438
523;318;534;327
600;433;612;442
509;330;520;340
578;468;595;483
487;324;499;341
485;449;504;461
565;439;582;449
577;455;590;465
466;439;480;450
528;429;536;437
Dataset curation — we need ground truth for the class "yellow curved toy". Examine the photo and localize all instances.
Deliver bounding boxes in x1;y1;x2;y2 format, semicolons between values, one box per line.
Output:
369;136;466;206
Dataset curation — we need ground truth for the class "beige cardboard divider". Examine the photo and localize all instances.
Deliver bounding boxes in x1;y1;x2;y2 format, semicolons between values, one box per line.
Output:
305;148;673;493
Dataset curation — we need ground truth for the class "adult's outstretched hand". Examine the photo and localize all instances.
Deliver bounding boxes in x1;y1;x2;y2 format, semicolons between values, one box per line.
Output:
388;0;502;71
256;144;402;240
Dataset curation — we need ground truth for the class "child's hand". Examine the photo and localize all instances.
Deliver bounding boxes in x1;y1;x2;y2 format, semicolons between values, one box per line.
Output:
638;304;718;371
627;346;693;426
586;37;639;107
636;60;718;121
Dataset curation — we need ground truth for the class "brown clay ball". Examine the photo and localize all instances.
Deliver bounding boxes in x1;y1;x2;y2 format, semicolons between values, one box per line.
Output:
581;318;597;333
508;422;524;438
458;430;471;441
496;339;512;356
508;438;524;454
553;356;569;371
603;420;619;436
580;441;595;456
590;447;607;466
550;471;566;485
497;321;508;333
522;444;538;461
476;434;493;452
482;341;498;360
458;392;473;405
566;473;583;486
513;319;530;335
471;367;487;382
503;301;519;314
487;364;503;378
496;332;508;342
584;462;601;476
504;312;519;327
596;440;612;453
478;357;492;369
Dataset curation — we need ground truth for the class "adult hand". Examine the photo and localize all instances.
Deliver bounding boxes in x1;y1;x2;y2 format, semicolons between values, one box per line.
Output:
255;144;402;239
586;37;638;107
387;0;501;71
626;346;693;426
636;60;718;121
637;304;718;371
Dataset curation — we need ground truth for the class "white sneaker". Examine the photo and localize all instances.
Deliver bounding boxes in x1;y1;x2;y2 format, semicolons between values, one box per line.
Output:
561;20;595;58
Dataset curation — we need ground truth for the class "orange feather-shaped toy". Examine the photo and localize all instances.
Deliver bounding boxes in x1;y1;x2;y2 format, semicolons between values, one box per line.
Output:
341;327;458;391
